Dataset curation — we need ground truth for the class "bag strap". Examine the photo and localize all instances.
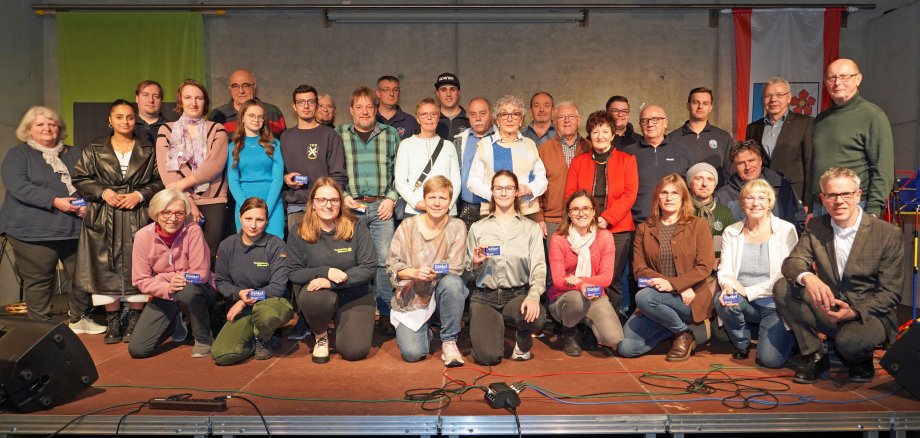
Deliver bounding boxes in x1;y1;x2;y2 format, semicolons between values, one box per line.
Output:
413;138;445;190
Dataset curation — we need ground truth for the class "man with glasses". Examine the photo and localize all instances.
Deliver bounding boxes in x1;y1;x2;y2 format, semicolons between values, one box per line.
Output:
715;140;805;232
622;105;691;224
744;77;814;204
536;102;589;238
666;87;733;183
775;167;903;384
336;86;402;337
434;73;470;139
810;59;893;217
605;95;642;149
523;92;557;147
452;97;495;228
209;69;286;137
375;75;418;140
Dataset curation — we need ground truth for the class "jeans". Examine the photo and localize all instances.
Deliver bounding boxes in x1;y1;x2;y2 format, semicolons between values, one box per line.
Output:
470;287;546;365
713;291;794;368
618;287;694;358
128;284;216;359
395;274;469;362
356;200;395;315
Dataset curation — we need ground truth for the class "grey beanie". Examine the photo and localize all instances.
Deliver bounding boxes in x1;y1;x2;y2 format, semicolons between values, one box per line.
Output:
686;162;719;186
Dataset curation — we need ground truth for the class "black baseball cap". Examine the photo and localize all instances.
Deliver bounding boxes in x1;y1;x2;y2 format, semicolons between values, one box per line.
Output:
434;72;460;89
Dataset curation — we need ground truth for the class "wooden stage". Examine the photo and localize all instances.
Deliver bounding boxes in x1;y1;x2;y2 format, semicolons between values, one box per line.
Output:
0;310;919;437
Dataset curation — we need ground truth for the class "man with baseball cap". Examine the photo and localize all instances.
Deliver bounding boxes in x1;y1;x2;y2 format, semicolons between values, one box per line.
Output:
434;72;470;139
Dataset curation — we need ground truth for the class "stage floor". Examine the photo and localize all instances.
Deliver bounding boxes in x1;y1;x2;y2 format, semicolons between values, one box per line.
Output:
1;311;919;436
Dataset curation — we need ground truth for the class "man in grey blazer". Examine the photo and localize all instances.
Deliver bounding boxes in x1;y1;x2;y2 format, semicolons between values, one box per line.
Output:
745;76;814;205
774;167;903;384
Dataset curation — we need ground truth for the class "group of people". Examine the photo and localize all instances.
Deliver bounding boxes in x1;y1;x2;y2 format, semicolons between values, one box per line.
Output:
0;58;902;385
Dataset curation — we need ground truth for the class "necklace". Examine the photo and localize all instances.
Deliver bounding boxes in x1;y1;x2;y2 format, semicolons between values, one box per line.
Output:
111;139;135;155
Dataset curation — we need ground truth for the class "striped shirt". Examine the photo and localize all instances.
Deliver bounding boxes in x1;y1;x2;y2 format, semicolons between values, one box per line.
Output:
336;122;400;200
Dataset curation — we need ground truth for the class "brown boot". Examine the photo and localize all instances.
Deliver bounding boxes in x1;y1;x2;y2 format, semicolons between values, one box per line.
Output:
666;331;696;362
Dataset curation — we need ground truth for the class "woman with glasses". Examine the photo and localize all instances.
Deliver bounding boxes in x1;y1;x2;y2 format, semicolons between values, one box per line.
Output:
72;99;164;344
618;174;715;361
287;177;376;363
467;95;548;220
565;110;638;315
393;98;460;218
227;99;284;238
548;190;623;356
715;179;797;367
156;79;229;259
467;170;546;365
128;188;216;359
387;176;467;365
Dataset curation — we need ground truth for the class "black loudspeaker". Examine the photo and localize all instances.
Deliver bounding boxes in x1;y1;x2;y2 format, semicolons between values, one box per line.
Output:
0;317;98;412
880;322;920;400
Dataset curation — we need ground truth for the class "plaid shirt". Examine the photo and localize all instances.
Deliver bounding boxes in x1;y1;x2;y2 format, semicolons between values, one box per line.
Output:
336;122;400;200
559;135;580;167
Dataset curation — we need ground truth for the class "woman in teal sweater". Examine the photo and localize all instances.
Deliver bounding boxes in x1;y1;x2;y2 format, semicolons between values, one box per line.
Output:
227;99;285;238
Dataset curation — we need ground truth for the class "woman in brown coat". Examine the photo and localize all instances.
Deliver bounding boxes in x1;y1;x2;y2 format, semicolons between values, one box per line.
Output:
617;173;714;361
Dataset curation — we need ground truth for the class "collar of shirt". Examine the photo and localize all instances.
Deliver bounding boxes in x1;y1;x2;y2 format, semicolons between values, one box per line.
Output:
483;212;525;221
764;110;789;127
489;131;524;144
237;231;270;251
466;126;494;142
830;206;863;238
559;135;581;149
347;122;382;137
681;120;711;135
524;123;556;137
376;105;410;123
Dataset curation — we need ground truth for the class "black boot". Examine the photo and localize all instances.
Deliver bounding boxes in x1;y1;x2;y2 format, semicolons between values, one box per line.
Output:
562;326;582;357
793;351;830;384
104;311;123;344
123;309;141;343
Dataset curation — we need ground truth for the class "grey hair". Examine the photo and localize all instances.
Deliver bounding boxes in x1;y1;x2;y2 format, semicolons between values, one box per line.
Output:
553;101;580;118
148;188;191;221
493;95;527;121
16;106;67;143
763;76;790;93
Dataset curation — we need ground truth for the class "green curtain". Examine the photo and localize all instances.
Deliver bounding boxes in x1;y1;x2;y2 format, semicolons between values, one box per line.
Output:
57;12;205;140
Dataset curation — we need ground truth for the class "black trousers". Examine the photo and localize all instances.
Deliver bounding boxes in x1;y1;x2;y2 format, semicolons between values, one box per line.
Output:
7;237;90;322
298;287;375;361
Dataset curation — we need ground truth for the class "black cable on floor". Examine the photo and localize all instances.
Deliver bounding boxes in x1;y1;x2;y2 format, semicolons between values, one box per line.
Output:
44;400;148;437
229;395;271;437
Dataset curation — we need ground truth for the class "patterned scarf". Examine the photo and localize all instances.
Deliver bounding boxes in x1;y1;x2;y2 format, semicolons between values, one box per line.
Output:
167;115;209;194
27;140;76;195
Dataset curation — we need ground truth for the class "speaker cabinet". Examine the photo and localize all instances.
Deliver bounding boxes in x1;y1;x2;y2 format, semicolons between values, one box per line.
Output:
0;317;98;412
881;322;920;400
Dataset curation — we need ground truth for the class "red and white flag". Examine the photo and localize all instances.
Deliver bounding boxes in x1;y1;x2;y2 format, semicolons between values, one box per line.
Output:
733;8;843;139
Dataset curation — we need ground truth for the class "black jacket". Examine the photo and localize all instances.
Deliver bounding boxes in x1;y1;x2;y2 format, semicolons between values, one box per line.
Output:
715;167;805;234
745;111;814;203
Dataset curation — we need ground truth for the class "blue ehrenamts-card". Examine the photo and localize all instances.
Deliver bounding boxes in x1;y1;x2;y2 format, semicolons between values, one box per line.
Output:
184;273;201;284
433;263;449;274
70;198;87;207
637;277;650;288
585;285;602;298
484;246;501;256
248;290;266;301
293;175;309;184
722;293;740;305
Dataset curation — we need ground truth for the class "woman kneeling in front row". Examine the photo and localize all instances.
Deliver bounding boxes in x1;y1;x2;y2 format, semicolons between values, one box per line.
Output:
129;188;216;359
211;197;293;365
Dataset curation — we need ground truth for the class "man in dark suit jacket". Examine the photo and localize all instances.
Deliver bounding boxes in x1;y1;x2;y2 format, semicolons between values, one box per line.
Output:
745;76;814;205
774;167;904;384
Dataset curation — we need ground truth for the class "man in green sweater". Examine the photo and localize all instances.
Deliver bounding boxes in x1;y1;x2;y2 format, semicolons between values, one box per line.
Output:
810;59;893;216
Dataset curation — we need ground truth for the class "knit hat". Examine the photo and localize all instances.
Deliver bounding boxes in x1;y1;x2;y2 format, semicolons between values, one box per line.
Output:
687;162;719;186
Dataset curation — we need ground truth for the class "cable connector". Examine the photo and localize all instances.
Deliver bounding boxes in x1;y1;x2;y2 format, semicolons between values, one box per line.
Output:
485;382;521;409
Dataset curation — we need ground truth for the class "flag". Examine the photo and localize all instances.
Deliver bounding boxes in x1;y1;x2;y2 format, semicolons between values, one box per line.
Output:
733;8;843;139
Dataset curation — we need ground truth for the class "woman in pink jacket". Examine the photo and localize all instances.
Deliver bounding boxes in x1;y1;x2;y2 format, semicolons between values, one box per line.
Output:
128;188;216;359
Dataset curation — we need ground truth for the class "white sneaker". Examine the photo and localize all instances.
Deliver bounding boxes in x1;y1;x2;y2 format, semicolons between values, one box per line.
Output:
172;315;188;342
511;342;532;361
312;335;330;364
68;316;106;335
440;341;465;367
191;336;213;358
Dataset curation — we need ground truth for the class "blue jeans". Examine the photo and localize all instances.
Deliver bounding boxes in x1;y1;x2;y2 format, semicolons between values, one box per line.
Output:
713;291;794;368
357;200;395;315
395;275;469;362
617;287;694;358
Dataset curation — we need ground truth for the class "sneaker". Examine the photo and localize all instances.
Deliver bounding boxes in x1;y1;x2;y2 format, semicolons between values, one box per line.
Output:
254;337;273;360
287;315;311;341
511;342;532;361
312;335;330;364
191;336;213;358
440;341;465;367
104;312;122;344
68;316;106;335
123;310;141;343
172;315;188;343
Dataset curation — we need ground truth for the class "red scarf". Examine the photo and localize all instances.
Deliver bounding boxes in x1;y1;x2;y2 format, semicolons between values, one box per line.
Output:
155;223;180;247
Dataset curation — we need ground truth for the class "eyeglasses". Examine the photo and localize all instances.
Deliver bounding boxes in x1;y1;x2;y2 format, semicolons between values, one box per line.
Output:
569;206;594;215
378;87;399;94
555;115;579;122
742;195;770;205
245;114;265;121
639;117;666;126
313;197;342;206
417;112;439;120
658;192;681;199
492;185;517;193
230;83;255;91
824;73;860;83
497;112;523;120
821;191;857;201
295;99;317;108
763;92;790;100
607;109;630;116
159;210;187;219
